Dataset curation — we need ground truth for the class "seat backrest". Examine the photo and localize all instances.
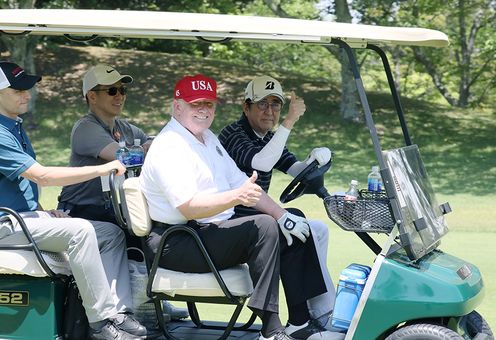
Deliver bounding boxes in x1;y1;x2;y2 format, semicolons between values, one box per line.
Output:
122;177;152;237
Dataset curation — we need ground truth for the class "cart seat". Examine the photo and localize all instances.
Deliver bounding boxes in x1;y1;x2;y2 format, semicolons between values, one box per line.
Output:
151;264;252;297
121;177;254;297
0;249;71;277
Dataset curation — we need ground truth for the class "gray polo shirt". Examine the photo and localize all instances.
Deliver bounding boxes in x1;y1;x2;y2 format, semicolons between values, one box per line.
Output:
58;112;147;206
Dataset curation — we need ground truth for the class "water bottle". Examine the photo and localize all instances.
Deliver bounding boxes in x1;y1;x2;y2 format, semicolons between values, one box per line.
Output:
115;141;131;166
129;139;145;166
367;166;382;193
343;180;359;222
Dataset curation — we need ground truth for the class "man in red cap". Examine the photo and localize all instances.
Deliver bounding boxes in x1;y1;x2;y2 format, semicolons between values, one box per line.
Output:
140;75;338;340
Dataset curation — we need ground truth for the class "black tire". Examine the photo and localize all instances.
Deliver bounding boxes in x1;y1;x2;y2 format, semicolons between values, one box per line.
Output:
385;323;463;340
460;310;494;339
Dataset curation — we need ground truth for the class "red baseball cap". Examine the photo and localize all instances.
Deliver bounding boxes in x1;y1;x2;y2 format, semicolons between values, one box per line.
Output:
174;74;217;103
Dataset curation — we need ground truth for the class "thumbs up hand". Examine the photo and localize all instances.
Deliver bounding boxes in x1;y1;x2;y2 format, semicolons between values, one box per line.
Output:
237;171;262;207
282;91;306;130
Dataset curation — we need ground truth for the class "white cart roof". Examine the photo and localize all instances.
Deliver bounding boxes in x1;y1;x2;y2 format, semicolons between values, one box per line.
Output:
0;9;449;48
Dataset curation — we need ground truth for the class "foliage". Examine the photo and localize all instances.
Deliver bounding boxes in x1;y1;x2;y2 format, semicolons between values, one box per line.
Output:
1;0;495;109
353;0;496;107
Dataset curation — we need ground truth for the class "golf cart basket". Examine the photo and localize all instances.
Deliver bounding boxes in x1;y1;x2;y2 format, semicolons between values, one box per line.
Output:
324;190;395;234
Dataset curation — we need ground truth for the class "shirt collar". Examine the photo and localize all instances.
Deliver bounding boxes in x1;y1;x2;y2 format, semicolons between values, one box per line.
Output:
0;114;22;132
238;113;268;139
88;111;121;141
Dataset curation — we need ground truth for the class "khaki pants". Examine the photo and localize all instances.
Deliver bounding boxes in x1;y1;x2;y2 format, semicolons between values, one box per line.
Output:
0;211;132;323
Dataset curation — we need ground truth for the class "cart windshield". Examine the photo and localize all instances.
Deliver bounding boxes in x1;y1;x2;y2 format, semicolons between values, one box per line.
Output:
383;145;449;260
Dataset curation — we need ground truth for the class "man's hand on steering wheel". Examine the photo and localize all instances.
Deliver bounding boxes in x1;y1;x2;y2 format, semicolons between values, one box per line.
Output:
305;147;332;167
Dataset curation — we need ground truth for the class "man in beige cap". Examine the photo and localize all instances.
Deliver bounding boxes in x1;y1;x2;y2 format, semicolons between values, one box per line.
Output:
58;64;149;222
219;75;336;338
58;64;189;321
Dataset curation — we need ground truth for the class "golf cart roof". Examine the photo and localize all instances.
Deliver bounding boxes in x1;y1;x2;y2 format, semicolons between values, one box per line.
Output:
0;9;449;48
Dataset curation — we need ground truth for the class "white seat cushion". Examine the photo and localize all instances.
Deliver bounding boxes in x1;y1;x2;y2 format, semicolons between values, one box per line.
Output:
0;250;71;277
123;177;152;237
123;178;253;299
151;263;253;297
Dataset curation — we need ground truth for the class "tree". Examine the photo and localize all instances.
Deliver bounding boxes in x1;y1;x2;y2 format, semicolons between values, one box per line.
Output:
410;0;496;107
354;0;496;107
262;0;361;120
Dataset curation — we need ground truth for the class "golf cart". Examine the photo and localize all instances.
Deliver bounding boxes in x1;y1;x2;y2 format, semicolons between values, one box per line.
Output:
0;9;492;340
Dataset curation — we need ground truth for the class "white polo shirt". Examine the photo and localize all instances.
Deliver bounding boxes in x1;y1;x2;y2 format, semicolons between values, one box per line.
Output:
140;117;248;225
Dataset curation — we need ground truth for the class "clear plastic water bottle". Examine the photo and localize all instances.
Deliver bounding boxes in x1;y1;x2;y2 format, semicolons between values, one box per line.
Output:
343;180;359;221
129;139;145;166
367;166;382;193
115;141;131;166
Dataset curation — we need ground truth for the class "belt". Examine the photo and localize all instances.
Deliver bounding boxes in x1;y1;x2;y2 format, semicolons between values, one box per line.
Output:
151;220;173;229
151;220;208;230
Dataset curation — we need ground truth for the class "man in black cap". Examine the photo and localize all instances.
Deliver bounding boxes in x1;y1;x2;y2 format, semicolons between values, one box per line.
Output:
0;61;149;340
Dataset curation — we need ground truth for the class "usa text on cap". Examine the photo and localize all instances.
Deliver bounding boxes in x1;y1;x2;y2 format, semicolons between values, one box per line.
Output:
174;74;217;103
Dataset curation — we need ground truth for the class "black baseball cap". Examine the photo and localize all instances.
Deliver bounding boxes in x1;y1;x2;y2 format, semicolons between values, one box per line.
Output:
0;62;41;90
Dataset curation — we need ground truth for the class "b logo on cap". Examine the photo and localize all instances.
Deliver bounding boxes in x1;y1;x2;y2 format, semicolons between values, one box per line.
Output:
176;90;181;97
265;81;275;90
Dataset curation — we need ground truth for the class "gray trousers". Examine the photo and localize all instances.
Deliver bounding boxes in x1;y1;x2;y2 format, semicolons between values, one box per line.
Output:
146;214;327;314
0;211;132;323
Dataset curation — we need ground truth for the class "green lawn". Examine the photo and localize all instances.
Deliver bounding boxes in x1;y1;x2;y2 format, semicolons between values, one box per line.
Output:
32;44;495;331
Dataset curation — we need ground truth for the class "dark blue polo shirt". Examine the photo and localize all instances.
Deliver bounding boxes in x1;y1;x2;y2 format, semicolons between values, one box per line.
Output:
219;113;297;216
0;114;38;213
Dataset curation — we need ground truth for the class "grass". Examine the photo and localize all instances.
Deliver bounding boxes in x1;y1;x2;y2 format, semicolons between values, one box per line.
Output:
28;43;496;330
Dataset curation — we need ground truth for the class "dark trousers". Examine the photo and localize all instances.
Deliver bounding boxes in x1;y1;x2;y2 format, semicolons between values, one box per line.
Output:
145;214;326;313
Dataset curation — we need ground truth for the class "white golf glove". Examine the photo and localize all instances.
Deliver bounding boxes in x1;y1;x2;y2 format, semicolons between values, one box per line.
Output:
306;147;332;166
277;212;310;246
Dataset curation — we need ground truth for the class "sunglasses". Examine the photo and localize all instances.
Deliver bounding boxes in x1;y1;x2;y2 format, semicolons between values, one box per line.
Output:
255;100;282;112
92;86;128;96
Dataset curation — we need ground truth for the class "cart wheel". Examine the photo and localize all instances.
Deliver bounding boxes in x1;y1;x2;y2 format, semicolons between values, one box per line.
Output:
385;323;463;340
460;310;494;339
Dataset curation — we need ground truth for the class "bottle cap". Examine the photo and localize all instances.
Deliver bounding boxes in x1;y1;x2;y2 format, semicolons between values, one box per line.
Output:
118;141;125;147
351;180;358;185
372;166;379;172
134;139;140;146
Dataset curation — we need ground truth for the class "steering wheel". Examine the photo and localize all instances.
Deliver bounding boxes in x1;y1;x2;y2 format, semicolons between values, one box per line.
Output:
280;159;332;204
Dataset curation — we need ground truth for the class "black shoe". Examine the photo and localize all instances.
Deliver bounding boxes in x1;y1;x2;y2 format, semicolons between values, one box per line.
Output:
286;319;339;339
89;321;141;340
113;313;147;337
260;329;296;339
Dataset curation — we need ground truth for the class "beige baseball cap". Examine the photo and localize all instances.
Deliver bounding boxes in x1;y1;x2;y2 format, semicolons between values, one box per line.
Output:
244;75;285;103
82;64;133;97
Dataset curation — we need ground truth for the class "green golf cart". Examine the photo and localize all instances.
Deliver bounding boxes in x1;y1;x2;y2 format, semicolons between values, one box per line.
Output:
0;9;492;340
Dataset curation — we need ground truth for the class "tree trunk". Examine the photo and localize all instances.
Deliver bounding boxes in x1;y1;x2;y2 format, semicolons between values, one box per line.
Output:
263;0;360;120
334;0;360;121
